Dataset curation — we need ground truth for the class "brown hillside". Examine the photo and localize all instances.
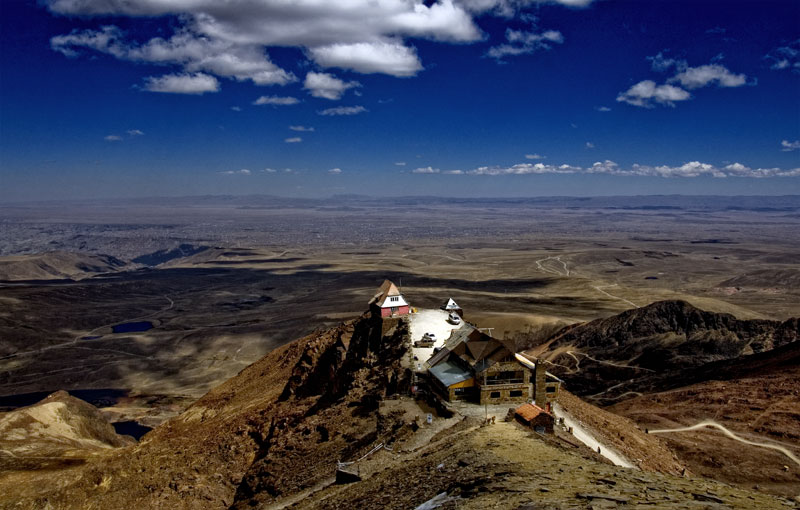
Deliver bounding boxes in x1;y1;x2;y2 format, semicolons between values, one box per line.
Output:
533;300;799;396
0;252;127;281
0;390;134;473
609;342;800;497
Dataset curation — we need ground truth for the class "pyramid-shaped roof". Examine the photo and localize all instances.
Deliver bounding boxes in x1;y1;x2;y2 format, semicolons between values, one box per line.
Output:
370;279;408;307
442;298;461;310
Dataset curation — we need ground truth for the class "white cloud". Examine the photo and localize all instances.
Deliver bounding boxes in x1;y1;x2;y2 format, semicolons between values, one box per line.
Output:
263;168;277;173
318;105;367;116
585;142;595;149
525;153;545;160
595;106;611;112
443;169;464;175
621;53;751;108
104;134;122;141
782;140;800;152
289;125;314;132
765;40;800;72
304;72;360;100
459;0;593;16
487;27;563;60
52;26;294;88
394;161;407;166
412;166;440;174
220;168;252;175
127;129;144;136
254;95;299;105
616;80;690;108
143;72;219;94
647;51;686;73
328;168;342;174
230;106;241;111
456;159;800;178
46;0;495;90
467;163;581;175
285;137;302;143
671;64;747;89
309;41;422;77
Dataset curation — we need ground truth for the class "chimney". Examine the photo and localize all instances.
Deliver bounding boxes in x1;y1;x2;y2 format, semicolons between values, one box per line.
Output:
535;360;547;408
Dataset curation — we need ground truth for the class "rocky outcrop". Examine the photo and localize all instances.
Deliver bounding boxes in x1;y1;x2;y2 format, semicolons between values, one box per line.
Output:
540;300;799;396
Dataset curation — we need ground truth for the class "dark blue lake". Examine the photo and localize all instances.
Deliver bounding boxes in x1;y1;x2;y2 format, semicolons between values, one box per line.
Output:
112;420;153;440
112;321;153;333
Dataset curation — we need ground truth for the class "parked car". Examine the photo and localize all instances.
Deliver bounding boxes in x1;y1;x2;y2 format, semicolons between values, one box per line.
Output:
447;312;461;325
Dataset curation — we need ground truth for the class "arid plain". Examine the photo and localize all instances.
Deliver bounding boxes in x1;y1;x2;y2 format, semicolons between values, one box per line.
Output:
1;195;799;501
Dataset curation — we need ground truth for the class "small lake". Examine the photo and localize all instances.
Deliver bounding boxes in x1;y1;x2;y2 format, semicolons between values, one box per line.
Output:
112;420;153;440
112;321;153;333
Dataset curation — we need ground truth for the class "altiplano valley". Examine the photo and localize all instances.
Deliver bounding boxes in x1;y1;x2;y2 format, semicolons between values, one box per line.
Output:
0;196;798;508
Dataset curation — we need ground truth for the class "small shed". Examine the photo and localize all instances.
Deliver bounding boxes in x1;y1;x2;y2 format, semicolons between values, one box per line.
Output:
441;298;463;317
514;403;554;434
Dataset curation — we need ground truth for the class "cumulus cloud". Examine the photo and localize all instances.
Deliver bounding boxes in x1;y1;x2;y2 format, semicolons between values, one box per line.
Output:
525;153;545;160
595;106;611;112
126;129;144;136
254;95;299;105
143;72;220;94
52;26;294;87
289;125;314;132
262;168;277;173
467;163;581;175
45;0;490;89
318;105;367;116
412;158;800;178
621;53;750;108
304;72;360;100
328;168;343;174
459;0;593;16
104;134;122;141
309;41;422;77
616;80;691;108
487;27;563;60
220;169;252;175
671;64;747;89
585;142;595;149
284;137;302;143
782;140;800;152
394;161;407;166
765;40;800;72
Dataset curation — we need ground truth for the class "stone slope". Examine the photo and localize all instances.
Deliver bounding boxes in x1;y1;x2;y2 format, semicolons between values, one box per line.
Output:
0;252;127;281
534;300;799;396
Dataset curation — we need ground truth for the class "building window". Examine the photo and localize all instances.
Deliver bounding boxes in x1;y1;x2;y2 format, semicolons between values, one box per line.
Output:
489;391;501;399
390;296;399;302
510;390;523;397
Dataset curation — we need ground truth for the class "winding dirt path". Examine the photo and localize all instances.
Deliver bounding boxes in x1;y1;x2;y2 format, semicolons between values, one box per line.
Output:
649;420;800;468
592;284;639;309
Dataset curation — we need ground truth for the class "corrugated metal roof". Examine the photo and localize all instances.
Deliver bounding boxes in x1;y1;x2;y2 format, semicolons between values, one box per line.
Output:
429;360;474;388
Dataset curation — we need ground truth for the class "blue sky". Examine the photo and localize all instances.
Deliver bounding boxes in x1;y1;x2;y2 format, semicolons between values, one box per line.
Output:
1;0;799;201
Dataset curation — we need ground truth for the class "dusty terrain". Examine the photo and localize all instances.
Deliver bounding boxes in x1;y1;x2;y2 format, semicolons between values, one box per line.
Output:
609;342;800;497
0;313;794;510
0;195;798;505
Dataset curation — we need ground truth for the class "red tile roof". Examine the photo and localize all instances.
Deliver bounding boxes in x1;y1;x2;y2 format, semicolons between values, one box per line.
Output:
515;403;550;422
